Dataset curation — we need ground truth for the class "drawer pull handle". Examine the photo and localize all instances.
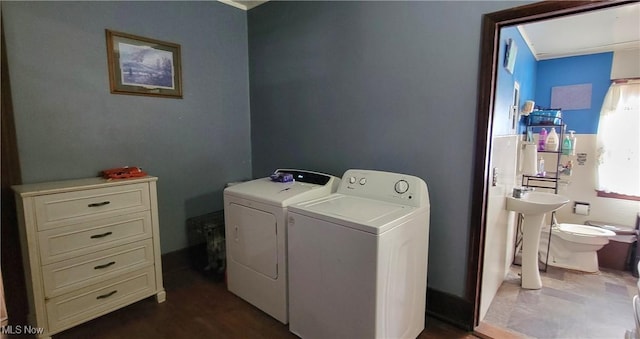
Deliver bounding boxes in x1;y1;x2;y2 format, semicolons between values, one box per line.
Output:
96;290;117;300
90;231;113;239
94;261;116;270
88;201;111;207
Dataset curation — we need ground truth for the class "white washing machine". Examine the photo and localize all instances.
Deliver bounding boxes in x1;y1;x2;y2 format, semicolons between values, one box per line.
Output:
287;169;430;339
223;169;340;324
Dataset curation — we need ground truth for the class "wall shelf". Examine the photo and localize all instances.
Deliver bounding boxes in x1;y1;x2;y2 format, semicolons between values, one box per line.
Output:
521;119;566;194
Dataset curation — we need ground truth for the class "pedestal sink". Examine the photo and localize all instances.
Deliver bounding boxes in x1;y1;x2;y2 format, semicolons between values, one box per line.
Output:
506;191;570;289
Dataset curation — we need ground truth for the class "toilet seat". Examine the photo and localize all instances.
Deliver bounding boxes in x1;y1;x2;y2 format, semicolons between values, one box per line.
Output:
553;223;615;245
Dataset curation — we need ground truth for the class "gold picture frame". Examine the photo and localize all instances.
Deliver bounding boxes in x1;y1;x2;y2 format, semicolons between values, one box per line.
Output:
106;29;182;98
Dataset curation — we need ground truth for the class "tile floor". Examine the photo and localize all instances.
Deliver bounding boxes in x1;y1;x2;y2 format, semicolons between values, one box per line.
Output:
483;264;637;339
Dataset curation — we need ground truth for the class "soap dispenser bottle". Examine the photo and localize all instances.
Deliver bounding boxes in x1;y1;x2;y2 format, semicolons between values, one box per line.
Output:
562;134;572;155
538;128;548;151
546;127;559;152
568;130;577;155
538;156;545;177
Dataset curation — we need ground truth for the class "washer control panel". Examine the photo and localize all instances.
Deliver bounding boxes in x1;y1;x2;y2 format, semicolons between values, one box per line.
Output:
348;176;369;186
394;180;409;194
338;169;429;208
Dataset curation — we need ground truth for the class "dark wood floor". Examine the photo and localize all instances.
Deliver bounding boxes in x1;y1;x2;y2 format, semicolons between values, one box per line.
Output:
43;247;477;339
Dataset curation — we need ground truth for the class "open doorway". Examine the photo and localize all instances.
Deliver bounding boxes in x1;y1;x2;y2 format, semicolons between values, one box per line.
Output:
469;0;638;336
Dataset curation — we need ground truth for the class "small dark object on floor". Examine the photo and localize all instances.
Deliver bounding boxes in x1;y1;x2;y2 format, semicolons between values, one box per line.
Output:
187;211;226;279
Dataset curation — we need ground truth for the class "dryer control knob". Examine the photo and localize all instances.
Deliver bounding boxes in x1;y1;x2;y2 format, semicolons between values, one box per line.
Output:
349;176;357;184
394;180;409;194
359;178;367;185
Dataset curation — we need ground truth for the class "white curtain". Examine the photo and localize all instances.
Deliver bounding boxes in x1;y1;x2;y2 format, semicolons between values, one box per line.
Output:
596;79;640;196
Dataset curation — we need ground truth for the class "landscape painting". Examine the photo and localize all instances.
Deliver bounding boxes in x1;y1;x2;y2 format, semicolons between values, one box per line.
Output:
106;30;182;98
119;42;175;89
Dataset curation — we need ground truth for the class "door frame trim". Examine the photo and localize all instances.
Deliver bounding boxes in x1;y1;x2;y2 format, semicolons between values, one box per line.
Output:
467;0;635;327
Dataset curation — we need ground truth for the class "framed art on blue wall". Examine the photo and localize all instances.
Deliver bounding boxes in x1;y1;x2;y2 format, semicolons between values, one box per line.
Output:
504;38;518;74
106;29;183;98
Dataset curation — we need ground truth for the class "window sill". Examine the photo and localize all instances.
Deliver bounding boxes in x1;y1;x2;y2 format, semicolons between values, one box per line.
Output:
596;190;640;202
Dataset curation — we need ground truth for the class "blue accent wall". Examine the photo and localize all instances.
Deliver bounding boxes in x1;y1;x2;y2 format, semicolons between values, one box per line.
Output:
535;53;613;134
494;26;537;136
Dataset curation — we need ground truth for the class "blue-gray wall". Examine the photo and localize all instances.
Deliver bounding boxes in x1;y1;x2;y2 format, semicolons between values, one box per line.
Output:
2;1;252;254
2;0;535;299
248;1;528;297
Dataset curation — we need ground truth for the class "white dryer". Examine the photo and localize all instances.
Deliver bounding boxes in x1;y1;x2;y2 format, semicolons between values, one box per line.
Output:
287;169;430;339
223;169;340;324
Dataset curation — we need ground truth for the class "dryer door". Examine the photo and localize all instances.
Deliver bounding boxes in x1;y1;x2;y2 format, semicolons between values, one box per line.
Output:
228;203;278;279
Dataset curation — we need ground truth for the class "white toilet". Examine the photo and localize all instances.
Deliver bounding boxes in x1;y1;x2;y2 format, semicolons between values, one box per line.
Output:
539;223;616;273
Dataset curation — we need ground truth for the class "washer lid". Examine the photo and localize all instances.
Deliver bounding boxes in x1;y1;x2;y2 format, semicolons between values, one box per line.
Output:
225;178;336;207
290;194;422;234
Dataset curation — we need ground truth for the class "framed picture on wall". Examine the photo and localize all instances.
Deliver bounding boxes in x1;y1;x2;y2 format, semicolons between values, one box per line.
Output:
504;38;518;74
106;29;182;98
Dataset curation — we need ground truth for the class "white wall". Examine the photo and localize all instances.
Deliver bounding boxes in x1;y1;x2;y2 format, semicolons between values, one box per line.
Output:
611;48;640;80
480;135;519;320
555;134;640;228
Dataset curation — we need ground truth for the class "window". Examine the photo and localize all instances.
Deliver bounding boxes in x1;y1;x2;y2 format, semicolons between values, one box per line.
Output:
596;79;640;200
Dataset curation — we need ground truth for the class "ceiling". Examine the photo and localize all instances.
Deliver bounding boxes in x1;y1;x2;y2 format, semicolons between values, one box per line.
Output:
217;1;639;61
518;2;640;60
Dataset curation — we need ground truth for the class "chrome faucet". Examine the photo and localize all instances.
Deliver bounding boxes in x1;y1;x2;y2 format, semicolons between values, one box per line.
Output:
512;187;534;198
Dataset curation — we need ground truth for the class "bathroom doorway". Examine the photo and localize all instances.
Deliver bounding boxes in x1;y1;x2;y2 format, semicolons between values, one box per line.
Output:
470;0;639;337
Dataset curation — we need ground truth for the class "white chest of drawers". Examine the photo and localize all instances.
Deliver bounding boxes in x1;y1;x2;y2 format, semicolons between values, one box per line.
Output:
12;176;166;338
